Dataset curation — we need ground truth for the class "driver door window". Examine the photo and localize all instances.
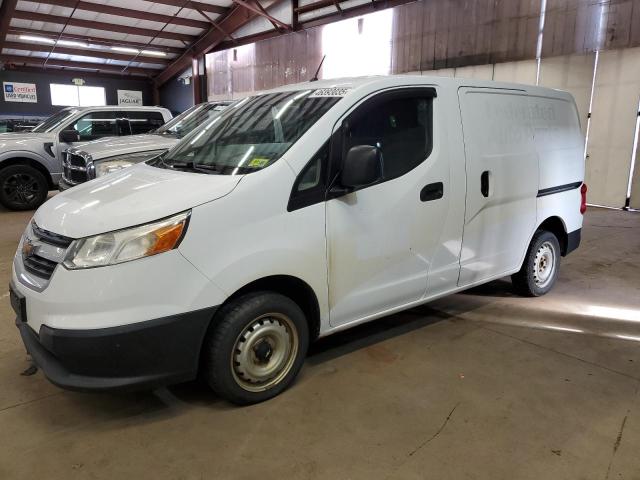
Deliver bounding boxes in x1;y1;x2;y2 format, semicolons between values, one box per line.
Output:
344;96;433;182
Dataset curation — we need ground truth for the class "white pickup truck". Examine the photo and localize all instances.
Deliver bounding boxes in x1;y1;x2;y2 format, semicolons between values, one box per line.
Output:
58;101;233;190
0;106;172;210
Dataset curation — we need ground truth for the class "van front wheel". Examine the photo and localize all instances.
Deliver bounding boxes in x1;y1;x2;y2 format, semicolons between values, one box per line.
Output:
512;230;561;297
203;292;309;405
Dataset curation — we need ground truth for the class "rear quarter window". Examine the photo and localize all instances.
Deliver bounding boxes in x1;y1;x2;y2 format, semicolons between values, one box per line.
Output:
122;111;166;134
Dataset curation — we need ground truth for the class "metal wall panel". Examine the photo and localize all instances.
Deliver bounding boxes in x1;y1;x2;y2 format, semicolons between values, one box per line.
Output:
391;0;541;73
538;53;595;137
492;59;538;84
421;68;455;77
585;47;640;207
454;64;495;80
631;144;640;209
207;29;322;99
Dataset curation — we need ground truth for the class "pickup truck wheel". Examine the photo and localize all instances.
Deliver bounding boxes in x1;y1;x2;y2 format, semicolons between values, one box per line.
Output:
203;292;309;405
0;165;48;211
512;230;561;297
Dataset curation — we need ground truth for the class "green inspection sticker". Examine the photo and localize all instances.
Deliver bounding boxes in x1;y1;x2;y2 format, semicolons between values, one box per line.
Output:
248;157;270;168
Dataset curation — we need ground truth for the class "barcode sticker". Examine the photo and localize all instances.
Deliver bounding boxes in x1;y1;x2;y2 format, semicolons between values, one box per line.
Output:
310;87;351;97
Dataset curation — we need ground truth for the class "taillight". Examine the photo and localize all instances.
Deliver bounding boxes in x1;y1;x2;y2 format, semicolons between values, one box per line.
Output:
580;183;587;214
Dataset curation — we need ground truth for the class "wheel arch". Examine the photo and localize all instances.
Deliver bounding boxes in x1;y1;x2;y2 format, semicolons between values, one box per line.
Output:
537;216;569;256
0;156;55;189
217;275;321;341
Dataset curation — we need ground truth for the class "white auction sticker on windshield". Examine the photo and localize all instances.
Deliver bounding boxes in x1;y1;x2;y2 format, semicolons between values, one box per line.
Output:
310;87;351;97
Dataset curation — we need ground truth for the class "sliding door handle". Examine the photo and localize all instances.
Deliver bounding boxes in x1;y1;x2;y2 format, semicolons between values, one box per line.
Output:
481;171;490;197
420;182;444;202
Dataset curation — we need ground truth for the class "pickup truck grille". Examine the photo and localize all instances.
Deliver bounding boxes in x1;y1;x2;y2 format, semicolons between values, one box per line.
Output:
62;151;92;185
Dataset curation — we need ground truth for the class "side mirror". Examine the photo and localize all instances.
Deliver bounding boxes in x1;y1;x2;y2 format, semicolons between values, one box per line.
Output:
59;129;80;143
340;145;382;189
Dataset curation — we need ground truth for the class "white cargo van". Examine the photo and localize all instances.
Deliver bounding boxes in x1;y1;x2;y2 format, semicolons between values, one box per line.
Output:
9;76;586;405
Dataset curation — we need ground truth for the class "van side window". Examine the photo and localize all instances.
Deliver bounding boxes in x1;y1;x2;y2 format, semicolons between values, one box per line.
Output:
72;112;119;141
287;141;330;211
345;96;433;181
124;111;166;135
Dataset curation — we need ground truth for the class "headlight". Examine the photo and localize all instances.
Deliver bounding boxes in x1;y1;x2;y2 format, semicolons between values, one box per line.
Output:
94;150;166;177
63;211;190;269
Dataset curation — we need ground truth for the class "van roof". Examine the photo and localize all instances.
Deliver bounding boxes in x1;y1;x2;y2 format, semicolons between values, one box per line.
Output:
261;75;572;100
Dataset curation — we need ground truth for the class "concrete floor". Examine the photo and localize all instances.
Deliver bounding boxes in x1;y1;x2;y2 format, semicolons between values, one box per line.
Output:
1;204;639;480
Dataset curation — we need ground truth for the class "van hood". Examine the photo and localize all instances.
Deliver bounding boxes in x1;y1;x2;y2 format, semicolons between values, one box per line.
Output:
76;134;179;160
34;163;242;238
0;131;55;149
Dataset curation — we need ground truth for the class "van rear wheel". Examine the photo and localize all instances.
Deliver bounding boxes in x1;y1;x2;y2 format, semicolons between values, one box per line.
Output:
0;164;49;211
203;292;309;405
512;230;561;297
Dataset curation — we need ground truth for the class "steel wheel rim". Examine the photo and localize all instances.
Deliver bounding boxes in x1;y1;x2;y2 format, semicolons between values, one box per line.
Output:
533;241;556;288
231;312;298;392
4;173;39;205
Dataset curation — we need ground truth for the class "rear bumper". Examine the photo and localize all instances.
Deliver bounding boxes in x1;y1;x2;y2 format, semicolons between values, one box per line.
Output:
14;302;217;392
565;228;581;256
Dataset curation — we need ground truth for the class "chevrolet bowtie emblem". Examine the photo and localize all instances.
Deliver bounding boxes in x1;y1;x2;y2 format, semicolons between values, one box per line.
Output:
22;238;35;257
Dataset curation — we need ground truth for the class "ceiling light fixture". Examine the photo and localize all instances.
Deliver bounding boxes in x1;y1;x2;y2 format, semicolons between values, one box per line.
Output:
111;46;139;54
140;50;167;57
20;35;55;44
57;40;89;48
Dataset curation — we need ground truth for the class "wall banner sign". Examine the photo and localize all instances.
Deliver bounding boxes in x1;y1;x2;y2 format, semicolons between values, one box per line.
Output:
3;82;38;103
117;90;143;106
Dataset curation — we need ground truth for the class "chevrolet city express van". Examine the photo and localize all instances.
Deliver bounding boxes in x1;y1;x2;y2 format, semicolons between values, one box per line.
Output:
10;76;586;405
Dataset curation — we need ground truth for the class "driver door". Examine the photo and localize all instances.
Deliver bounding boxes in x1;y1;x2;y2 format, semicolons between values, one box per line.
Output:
326;87;462;328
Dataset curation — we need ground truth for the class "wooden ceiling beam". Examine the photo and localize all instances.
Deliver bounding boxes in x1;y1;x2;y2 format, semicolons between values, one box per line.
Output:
0;0;19;49
33;0;211;30
7;27;184;54
0;54;158;76
231;0;291;31
140;0;229;16
3;41;169;65
155;0;288;86
13;10;198;42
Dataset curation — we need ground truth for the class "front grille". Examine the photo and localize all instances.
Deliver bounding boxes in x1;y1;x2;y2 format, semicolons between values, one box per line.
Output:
23;254;58;279
67;153;88;168
21;223;74;280
63;166;89;184
62;151;92;185
31;223;73;248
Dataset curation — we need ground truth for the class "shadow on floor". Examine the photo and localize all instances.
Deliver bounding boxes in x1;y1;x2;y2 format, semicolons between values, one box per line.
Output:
462;279;517;298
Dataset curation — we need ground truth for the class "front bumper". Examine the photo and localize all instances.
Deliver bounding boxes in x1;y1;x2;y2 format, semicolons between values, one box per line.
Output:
58;178;74;191
10;244;228;391
12;283;217;392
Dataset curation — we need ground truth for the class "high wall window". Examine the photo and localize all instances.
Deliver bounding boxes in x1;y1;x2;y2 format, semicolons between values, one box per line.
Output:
50;84;106;107
321;9;393;79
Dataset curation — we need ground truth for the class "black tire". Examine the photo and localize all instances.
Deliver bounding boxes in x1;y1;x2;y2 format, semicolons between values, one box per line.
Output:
202;292;309;405
0;164;49;211
512;230;561;297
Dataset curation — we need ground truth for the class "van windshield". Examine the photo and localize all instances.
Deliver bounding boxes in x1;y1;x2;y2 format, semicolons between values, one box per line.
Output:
154;102;228;138
32;108;80;133
152;90;340;175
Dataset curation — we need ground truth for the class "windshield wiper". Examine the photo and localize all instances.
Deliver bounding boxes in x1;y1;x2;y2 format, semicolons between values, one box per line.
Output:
166;161;221;174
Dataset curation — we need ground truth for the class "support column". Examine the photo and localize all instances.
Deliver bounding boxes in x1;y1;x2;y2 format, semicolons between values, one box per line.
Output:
191;57;203;105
